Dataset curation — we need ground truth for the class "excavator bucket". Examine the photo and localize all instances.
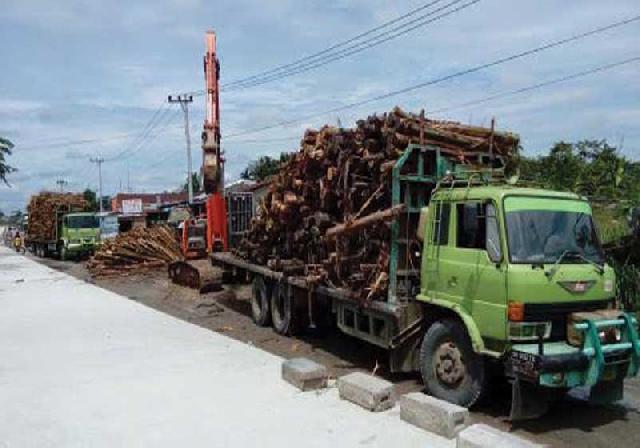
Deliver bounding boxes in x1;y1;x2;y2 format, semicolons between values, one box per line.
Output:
168;259;221;294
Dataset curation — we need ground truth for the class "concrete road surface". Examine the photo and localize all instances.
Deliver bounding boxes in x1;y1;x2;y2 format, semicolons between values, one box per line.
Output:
0;247;453;448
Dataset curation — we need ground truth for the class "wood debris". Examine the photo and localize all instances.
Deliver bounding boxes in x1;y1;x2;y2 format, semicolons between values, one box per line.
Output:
87;226;182;277
235;106;519;301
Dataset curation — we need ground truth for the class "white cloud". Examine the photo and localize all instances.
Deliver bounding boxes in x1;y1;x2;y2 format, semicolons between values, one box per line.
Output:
1;0;638;210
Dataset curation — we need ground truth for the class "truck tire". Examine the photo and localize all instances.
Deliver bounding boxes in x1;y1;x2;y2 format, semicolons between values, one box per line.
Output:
251;276;272;327
271;280;296;335
60;245;68;261
419;319;485;408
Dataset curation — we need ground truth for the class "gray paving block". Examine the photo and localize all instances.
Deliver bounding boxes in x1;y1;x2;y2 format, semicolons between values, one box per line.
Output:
281;357;328;391
457;424;545;448
337;372;395;412
400;392;469;439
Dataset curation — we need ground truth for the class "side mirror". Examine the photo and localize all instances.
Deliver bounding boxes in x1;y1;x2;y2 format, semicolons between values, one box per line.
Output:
485;204;502;264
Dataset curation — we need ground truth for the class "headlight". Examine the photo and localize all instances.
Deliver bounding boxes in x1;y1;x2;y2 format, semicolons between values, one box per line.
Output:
599;328;621;344
508;321;552;342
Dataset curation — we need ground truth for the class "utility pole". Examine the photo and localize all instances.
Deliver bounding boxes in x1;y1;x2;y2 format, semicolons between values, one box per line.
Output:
55;179;68;192
90;157;105;213
168;94;194;204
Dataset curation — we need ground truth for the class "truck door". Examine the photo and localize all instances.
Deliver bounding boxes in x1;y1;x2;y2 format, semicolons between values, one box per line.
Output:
437;201;507;345
422;200;452;297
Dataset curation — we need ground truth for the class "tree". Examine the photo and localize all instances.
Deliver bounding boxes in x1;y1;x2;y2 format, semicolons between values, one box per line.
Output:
241;153;292;181
182;172;201;193
0;136;17;186
519;139;640;203
83;188;98;212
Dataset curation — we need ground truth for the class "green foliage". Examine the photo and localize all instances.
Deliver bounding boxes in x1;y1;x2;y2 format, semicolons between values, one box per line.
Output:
610;260;640;312
519;139;640;203
182;172;201;193
83;189;98;212
0;136;17;186
592;205;629;244
241;153;292;181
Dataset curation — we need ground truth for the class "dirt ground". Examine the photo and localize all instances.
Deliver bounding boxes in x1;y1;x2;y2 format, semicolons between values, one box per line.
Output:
32;255;640;448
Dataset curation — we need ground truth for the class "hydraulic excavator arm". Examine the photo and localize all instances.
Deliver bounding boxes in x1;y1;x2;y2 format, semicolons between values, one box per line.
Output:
202;30;228;252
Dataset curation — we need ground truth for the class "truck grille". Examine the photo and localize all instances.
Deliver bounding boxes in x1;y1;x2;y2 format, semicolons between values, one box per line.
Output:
523;300;612;342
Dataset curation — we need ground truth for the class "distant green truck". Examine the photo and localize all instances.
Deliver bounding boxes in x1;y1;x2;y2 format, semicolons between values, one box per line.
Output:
26;193;100;260
212;145;639;419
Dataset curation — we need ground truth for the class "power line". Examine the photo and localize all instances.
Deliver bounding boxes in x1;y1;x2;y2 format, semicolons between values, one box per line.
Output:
176;0;480;96
106;102;170;161
224;0;449;89
430;56;640;115
223;15;640;139
223;0;480;91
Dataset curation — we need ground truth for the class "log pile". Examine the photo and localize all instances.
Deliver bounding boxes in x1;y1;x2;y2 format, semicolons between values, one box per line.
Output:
27;192;86;241
87;226;182;277
236;107;519;301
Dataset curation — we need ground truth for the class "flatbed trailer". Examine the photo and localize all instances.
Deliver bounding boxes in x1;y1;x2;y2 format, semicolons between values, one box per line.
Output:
212;144;492;372
212;251;424;370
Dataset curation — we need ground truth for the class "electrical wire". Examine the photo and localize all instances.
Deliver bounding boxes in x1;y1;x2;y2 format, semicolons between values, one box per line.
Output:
223;15;640;139
223;0;480;91
176;0;481;96
430;56;640;115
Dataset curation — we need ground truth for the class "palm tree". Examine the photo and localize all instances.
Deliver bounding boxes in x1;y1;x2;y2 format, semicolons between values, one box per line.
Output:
0;136;16;186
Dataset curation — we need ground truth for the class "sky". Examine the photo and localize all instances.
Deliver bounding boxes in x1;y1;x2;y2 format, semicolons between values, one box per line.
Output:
1;0;639;211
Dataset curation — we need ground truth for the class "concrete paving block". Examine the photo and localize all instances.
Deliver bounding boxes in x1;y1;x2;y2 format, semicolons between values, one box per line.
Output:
400;392;468;439
457;424;545;448
337;372;395;412
281;357;328;391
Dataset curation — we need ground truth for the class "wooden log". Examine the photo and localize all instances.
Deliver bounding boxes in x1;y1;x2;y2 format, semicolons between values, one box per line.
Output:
325;204;405;240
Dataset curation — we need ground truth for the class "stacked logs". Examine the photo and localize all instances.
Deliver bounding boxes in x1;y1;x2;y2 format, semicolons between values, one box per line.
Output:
87;226;181;277
236;107;519;301
27;192;86;241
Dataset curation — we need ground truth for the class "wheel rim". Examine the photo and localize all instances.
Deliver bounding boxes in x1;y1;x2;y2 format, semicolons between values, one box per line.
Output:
433;341;466;388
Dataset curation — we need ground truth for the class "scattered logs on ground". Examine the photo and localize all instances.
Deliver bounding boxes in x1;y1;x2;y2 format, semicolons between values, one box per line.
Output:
235;106;519;301
87;226;182;277
27;192;87;241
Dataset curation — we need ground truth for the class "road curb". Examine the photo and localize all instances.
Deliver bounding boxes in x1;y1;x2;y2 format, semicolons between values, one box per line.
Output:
282;357;328;391
400;392;469;438
337;372;395;412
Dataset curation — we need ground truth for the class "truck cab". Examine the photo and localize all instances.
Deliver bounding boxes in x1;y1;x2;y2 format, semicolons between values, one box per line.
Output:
418;185;637;418
59;212;100;260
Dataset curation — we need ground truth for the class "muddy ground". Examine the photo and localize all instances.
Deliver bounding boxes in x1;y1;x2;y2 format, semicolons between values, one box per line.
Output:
32;255;640;447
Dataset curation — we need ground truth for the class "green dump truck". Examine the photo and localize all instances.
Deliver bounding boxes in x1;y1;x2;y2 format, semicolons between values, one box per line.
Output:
212;144;639;419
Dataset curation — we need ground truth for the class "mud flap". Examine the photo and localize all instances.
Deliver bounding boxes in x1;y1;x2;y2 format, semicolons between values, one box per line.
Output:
509;378;551;421
589;377;624;405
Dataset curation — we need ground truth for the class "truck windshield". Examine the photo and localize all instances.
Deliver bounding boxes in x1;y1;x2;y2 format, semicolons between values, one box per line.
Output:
505;199;604;265
68;215;99;229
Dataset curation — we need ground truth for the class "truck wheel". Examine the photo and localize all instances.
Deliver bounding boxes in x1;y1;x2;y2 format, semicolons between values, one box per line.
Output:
60;246;67;261
251;276;272;327
419;319;485;407
271;281;295;335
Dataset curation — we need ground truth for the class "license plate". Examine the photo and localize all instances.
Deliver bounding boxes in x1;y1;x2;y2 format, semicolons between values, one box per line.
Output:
511;351;541;379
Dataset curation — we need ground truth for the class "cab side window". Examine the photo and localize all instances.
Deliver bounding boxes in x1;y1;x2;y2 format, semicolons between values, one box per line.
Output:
432;202;451;245
456;203;486;249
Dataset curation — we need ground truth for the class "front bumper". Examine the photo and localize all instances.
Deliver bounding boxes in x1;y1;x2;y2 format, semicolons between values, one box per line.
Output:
510;313;640;388
66;243;97;254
